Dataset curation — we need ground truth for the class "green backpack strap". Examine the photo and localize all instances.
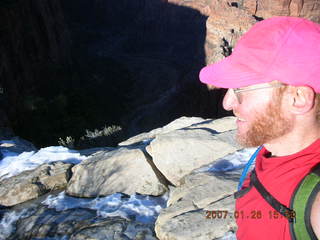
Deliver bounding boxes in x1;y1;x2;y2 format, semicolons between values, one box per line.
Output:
290;163;320;240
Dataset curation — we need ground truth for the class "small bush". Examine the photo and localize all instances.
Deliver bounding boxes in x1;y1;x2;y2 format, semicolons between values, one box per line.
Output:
58;136;75;149
58;125;124;149
84;125;122;138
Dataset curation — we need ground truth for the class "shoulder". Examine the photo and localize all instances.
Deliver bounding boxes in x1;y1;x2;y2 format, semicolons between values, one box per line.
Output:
311;191;320;238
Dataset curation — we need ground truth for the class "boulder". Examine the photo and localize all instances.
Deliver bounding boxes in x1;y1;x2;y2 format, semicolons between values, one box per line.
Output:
155;170;240;240
0;161;73;206
147;125;240;186
8;204;157;240
66;147;168;197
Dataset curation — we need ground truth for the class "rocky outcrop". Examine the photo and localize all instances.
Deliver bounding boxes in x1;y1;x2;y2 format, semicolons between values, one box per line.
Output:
119;116;237;146
67;116;238;197
243;0;320;23
66;147;168;197
147;129;239;186
168;0;212;16
155;170;239;240
204;1;256;64
1;116;244;239
168;0;320;20
168;0;320;65
119;116;207;146
0;162;73;206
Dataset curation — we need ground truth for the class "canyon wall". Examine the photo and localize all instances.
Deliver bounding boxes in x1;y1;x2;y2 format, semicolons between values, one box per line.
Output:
0;0;71;130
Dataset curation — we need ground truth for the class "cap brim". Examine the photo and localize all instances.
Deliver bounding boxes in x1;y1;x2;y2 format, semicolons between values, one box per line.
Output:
199;56;271;88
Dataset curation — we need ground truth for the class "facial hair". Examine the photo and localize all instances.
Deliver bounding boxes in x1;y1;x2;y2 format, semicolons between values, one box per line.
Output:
236;96;293;147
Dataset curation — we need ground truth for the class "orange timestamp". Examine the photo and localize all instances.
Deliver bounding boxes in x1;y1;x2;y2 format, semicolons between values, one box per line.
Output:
205;210;296;220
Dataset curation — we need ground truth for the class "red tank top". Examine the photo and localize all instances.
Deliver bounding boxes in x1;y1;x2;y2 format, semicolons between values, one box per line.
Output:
236;139;320;240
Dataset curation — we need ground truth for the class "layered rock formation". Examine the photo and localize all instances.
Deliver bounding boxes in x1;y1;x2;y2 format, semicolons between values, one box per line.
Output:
168;0;320;64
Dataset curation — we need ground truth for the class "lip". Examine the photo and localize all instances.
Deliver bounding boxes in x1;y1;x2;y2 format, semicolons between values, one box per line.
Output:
235;115;245;121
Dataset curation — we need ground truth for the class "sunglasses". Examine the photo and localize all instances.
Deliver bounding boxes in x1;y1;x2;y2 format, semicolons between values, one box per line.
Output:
231;82;285;103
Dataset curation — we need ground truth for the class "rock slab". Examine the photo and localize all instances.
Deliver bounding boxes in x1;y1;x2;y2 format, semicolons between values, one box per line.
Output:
147;117;239;186
66;147;167;197
155;170;240;240
0;161;73;206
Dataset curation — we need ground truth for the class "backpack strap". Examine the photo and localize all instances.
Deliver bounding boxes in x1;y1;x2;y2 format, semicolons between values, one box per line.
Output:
289;163;320;240
250;169;295;221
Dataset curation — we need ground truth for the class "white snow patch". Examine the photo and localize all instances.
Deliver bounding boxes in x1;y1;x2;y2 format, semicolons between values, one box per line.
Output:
196;148;257;173
0;146;87;180
42;191;168;224
0;209;30;239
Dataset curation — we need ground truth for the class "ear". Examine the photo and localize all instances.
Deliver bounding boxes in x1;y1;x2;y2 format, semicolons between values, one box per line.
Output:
289;86;315;115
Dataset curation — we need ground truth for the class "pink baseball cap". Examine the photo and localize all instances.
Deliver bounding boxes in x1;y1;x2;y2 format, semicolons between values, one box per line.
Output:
199;16;320;93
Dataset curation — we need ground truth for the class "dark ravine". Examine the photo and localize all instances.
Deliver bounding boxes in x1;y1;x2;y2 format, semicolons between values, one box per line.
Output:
1;0;229;148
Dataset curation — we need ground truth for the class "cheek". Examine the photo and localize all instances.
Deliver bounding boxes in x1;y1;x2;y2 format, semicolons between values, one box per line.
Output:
236;95;272;121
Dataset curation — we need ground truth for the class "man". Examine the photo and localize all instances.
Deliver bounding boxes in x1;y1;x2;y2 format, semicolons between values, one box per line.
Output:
199;17;320;239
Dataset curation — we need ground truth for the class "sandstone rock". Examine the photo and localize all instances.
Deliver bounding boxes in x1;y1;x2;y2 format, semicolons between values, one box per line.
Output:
77;147;115;157
168;0;212;16
66;147;167;197
202;0;320;67
0;162;73;207
147;126;240;186
187;116;236;133
205;0;256;64
243;0;320;23
119;116;207;146
155;170;239;240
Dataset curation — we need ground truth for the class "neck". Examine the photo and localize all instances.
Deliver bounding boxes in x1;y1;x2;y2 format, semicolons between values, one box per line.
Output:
264;123;320;157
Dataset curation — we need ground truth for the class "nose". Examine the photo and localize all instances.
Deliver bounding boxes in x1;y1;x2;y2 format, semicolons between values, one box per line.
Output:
223;89;238;111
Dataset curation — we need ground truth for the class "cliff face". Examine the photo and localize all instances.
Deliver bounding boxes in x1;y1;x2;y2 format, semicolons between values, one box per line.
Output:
244;0;320;22
0;0;71;129
168;0;320;20
167;0;320;64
